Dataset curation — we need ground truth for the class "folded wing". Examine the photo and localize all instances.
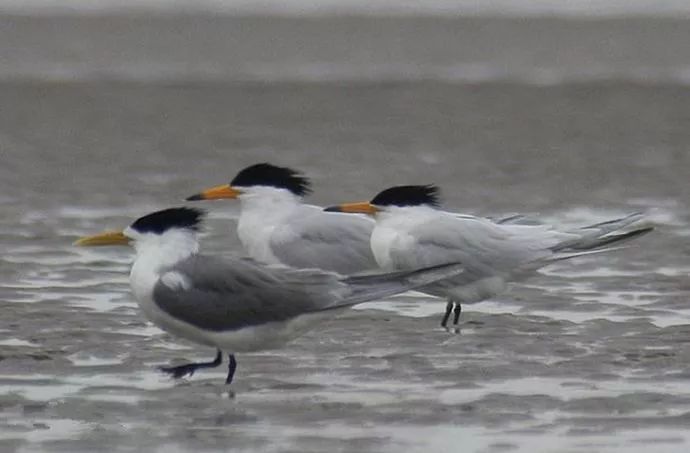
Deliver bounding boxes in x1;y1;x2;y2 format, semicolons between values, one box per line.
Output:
152;255;465;332
269;208;378;274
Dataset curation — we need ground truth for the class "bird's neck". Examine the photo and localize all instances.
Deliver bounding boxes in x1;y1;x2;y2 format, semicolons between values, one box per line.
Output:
236;189;303;262
376;205;437;227
370;206;438;270
130;231;199;302
238;187;302;214
133;231;199;270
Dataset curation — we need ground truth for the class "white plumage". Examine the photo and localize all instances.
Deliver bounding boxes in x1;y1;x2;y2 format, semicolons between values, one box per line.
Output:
76;207;466;384
327;185;653;328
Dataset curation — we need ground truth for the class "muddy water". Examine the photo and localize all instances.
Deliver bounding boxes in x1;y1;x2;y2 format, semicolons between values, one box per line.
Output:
1;14;690;453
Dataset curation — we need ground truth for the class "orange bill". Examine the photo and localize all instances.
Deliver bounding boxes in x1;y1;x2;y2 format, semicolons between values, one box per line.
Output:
324;201;379;215
186;184;241;201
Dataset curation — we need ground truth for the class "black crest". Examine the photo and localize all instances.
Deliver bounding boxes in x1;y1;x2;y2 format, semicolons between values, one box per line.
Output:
370;185;441;207
130;207;205;234
230;163;312;196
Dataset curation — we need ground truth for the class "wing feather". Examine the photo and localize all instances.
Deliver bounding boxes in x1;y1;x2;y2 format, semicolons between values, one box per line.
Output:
390;214;574;276
152;256;346;332
269;209;378;274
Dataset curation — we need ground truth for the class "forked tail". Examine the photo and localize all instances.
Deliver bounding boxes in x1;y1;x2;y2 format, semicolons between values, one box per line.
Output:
551;212;653;252
521;213;653;271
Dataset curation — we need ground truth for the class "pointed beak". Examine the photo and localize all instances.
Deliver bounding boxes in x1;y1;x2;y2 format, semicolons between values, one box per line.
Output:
324;201;379;215
186;184;241;201
73;230;131;246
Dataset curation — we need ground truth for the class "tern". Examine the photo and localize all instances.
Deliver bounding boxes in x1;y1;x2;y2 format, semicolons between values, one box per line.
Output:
74;207;465;385
325;185;653;328
186;163;378;274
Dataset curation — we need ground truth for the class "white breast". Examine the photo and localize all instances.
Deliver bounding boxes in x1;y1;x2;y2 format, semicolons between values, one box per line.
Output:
237;214;281;264
371;206;436;270
129;257;212;347
127;229;216;346
236;188;301;265
370;224;399;270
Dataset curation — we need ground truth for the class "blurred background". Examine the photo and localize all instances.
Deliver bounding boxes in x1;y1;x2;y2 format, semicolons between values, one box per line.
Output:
2;2;690;452
2;0;689;213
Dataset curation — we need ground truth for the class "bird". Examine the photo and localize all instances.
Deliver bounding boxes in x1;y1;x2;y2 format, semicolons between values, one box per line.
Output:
74;207;465;385
325;185;653;329
185;163;379;275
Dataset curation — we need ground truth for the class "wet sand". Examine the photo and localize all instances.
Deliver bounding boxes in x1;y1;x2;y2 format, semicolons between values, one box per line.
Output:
1;14;690;453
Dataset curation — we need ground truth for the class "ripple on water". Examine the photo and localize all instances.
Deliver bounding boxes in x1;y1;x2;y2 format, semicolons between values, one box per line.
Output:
0;339;38;347
0;419;90;444
67;291;135;313
2;247;132;267
114;323;165;337
0;371;170;403
66;353;127;367
1;199;686;452
5;276;127;290
297;373;690;408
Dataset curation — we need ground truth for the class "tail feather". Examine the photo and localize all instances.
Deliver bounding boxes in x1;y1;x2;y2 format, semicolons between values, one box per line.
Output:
493;214;527;224
492;214;544;226
331;262;465;308
542;246;628;265
518;213;653;273
519;246;629;273
579;212;644;231
563;226;654;251
552;212;652;252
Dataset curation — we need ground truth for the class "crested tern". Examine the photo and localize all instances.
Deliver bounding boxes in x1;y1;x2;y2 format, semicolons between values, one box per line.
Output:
75;207;465;385
186;163;378;274
326;185;653;328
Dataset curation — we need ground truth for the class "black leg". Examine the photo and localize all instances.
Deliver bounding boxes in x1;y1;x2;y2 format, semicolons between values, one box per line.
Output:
441;300;454;328
225;354;237;385
452;303;462;325
159;349;223;379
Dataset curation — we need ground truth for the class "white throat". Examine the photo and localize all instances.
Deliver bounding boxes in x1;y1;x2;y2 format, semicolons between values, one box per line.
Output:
127;227;199;304
375;205;438;227
236;186;303;263
370;205;438;269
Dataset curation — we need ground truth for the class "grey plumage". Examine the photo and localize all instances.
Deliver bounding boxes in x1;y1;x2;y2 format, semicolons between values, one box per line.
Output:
382;211;652;304
553;212;652;251
152;255;463;332
268;207;378;274
391;212;651;275
78;205;468;385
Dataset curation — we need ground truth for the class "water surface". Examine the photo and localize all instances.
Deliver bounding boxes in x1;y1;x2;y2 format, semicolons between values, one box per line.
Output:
1;13;690;453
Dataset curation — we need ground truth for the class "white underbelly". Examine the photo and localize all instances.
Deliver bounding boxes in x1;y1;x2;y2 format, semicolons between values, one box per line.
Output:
206;309;346;352
422;275;509;303
139;295;347;353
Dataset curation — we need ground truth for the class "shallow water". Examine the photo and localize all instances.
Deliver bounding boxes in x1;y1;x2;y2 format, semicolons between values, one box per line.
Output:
2;12;690;453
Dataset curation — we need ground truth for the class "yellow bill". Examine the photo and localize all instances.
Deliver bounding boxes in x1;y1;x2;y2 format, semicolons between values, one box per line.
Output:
73;230;131;246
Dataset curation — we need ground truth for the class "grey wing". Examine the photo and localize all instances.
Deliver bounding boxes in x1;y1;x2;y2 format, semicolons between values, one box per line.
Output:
490;214;544;226
453;211;543;226
269;210;378;274
152;255;348;332
391;215;566;276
